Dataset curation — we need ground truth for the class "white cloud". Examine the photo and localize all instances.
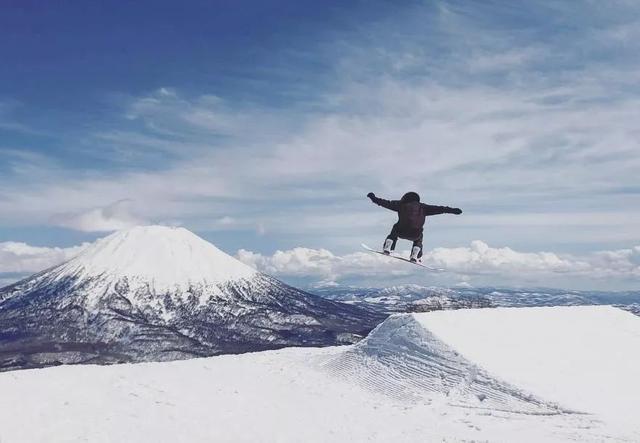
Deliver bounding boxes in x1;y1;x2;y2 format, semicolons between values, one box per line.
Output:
237;241;640;287
3;75;638;242
1;234;637;290
425;241;588;274
213;216;235;226
466;46;547;73
50;200;146;233
0;241;89;274
237;246;417;283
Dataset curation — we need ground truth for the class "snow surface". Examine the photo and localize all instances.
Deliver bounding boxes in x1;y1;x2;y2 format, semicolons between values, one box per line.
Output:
50;225;256;291
416;305;640;430
1;306;638;442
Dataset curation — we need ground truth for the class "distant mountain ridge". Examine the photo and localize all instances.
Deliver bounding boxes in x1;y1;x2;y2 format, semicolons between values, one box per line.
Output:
311;284;640;316
0;226;383;372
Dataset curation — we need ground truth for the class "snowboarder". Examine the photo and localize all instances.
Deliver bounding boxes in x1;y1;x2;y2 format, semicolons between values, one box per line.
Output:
367;192;462;263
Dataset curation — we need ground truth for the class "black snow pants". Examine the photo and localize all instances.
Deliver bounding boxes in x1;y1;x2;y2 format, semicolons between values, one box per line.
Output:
386;223;424;258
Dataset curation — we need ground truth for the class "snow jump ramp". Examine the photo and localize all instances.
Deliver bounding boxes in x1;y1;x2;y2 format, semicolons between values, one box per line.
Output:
321;305;640;426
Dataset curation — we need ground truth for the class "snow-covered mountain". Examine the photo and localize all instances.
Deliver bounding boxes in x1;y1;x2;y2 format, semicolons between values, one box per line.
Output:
0;226;382;372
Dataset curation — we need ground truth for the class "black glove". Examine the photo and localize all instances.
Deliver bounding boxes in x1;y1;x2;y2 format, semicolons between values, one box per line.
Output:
452;208;462;215
367;192;376;200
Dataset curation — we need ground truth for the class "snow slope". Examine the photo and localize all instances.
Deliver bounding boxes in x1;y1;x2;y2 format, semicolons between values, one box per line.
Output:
416;305;640;429
319;313;567;415
0;306;638;442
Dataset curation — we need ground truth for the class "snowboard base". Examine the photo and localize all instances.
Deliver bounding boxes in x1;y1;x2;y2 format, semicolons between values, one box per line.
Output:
361;244;444;271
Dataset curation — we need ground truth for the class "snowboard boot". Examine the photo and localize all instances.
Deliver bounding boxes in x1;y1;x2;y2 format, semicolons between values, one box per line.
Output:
383;239;394;255
410;245;421;263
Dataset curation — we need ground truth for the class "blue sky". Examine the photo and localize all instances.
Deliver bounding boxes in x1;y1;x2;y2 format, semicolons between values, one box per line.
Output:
1;0;639;289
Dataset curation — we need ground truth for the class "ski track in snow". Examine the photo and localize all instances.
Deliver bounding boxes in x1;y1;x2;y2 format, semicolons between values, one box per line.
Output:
1;306;639;442
317;314;570;415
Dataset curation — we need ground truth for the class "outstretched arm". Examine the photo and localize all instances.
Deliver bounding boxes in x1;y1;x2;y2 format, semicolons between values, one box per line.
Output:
367;192;400;212
422;203;462;216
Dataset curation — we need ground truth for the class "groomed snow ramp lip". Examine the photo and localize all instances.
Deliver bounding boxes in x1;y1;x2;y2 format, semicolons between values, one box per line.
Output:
321;306;640;422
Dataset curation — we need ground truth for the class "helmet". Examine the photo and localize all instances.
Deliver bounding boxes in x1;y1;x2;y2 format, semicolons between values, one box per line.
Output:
401;192;420;203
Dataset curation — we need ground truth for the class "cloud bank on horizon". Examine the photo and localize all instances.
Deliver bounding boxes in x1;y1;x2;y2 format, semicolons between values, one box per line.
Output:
1;236;638;291
0;1;638;289
238;242;640;289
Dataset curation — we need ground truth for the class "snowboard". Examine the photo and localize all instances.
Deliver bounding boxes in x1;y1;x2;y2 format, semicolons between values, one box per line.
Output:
361;244;444;271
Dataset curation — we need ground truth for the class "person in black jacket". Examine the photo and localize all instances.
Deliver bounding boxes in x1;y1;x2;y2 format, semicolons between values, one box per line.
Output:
367;191;462;262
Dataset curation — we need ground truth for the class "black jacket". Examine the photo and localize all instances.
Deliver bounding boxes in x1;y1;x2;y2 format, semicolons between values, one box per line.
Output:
370;196;460;231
